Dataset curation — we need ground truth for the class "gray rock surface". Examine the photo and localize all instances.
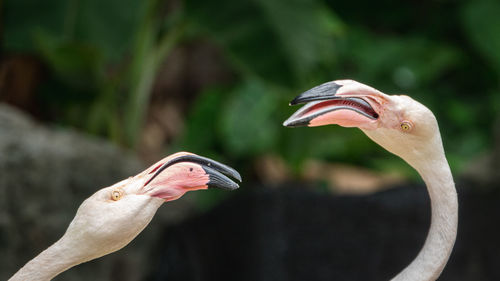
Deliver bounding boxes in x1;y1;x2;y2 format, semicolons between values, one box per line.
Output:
0;104;194;281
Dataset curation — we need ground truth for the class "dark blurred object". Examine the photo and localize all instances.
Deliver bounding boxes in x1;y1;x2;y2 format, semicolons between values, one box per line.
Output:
463;118;500;187
0;104;195;281
149;184;499;281
0;55;43;116
138;40;234;162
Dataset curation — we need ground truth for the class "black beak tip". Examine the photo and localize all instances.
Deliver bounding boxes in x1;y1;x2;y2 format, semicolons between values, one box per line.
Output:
234;172;243;183
202;164;242;191
289;97;301;106
283;118;309;128
207;176;240;191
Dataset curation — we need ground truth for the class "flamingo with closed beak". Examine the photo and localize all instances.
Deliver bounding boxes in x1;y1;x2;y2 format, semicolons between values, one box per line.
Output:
9;152;241;281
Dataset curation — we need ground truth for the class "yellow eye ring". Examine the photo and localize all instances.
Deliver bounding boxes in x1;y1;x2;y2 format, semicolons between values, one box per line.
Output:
111;189;123;201
400;121;413;132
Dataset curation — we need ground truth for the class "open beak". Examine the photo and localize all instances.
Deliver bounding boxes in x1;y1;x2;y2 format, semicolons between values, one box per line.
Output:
283;80;385;129
145;154;242;191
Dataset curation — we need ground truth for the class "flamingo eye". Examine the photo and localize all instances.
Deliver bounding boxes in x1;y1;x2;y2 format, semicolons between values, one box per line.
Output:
400;121;413;132
111;189;123;201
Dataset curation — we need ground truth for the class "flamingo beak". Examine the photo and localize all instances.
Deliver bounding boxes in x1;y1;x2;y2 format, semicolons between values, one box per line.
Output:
283;81;381;129
140;154;241;201
288;81;344;106
145;154;242;191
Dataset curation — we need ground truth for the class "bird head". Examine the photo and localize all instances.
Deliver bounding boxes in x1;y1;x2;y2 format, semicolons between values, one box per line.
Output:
283;80;444;169
62;152;241;263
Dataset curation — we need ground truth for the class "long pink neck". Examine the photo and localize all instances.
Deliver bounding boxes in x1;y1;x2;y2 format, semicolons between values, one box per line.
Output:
392;153;458;281
9;235;83;281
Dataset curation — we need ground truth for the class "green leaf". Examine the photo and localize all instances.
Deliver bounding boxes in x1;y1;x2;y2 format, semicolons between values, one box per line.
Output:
34;30;103;89
3;0;66;52
185;0;342;85
340;30;461;90
181;89;227;152
254;0;341;78
461;0;500;73
221;80;279;156
75;0;146;62
4;0;145;62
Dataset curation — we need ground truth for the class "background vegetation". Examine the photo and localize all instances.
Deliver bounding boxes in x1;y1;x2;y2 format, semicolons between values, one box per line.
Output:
2;0;499;188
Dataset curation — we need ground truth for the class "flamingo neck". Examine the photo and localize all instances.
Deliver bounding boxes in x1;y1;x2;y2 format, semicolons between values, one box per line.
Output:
392;152;457;281
9;235;85;281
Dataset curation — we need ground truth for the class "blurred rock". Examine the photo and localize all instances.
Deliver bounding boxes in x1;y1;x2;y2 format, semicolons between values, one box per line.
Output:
0;104;194;281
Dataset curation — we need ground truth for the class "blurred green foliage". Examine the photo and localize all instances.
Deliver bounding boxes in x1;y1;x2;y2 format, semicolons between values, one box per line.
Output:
3;0;500;179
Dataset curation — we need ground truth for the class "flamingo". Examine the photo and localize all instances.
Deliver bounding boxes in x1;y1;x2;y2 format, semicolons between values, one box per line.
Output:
9;152;241;281
283;80;457;281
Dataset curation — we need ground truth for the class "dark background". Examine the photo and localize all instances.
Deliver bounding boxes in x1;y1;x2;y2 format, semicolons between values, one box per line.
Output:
1;0;499;280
